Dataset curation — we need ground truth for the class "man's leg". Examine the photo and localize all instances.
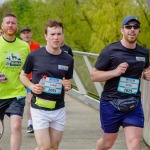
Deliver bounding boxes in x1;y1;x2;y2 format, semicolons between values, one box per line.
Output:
5;97;25;150
26;91;34;133
34;128;63;150
97;99;121;150
10;115;22;150
96;132;118;150
124;126;143;150
34;128;51;150
49;128;63;150
123;100;144;150
32;107;66;150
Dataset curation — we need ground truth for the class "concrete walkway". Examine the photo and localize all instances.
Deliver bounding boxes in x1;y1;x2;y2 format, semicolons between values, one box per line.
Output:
0;94;149;150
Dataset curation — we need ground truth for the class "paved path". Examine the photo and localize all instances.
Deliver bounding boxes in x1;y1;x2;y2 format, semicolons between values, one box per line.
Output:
0;94;149;150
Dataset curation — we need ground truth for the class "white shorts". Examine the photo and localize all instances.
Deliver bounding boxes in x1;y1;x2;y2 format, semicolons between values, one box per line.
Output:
31;107;66;131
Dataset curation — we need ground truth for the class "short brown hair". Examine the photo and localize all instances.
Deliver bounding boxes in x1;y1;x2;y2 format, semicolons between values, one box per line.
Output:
3;13;18;22
44;20;63;34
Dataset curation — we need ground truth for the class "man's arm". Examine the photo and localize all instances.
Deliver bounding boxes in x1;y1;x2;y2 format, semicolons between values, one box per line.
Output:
91;68;116;82
91;62;129;82
20;70;44;94
62;78;72;91
142;67;150;81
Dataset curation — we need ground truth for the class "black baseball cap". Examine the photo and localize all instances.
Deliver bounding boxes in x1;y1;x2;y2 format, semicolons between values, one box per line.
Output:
20;26;31;33
122;16;140;27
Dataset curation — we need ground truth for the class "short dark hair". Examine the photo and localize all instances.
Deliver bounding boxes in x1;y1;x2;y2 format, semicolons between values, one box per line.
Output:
3;13;17;22
44;20;63;34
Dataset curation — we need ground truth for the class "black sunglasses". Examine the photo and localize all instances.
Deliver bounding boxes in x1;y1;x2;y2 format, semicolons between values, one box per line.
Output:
124;24;140;30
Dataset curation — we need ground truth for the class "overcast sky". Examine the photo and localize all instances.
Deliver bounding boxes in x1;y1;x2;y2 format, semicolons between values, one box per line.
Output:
0;0;7;5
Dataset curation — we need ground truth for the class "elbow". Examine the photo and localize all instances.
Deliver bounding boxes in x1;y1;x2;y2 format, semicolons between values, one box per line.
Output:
91;73;96;82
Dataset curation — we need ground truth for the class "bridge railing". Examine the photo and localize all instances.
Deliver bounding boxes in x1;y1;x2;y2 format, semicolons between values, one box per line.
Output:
72;50;150;147
72;50;103;99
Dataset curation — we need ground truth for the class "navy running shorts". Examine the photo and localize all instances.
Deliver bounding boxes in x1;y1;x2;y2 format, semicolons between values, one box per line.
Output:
100;98;144;133
0;97;25;121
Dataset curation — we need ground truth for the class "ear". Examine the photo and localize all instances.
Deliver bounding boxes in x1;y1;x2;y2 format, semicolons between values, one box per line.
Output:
44;34;47;40
120;27;124;35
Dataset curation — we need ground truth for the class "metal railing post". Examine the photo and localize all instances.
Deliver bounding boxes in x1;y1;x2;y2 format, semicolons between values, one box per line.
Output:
83;55;102;96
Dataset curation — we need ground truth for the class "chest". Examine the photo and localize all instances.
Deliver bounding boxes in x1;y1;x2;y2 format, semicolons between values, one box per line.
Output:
32;55;70;78
110;50;146;71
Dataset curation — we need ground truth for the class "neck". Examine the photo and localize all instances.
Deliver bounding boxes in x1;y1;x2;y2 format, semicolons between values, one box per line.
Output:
121;39;136;49
46;46;61;55
3;34;16;42
27;41;31;45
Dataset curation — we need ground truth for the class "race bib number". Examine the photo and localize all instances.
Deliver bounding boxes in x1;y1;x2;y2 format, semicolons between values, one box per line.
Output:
117;77;139;94
43;77;62;94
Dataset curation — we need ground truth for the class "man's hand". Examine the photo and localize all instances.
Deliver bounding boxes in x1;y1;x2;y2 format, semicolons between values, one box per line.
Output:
0;73;7;82
62;78;72;91
31;84;44;94
143;67;150;81
113;62;129;77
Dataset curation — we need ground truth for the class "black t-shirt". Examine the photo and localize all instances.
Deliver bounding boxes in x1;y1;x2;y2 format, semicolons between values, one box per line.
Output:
61;44;74;57
23;47;74;110
94;41;149;100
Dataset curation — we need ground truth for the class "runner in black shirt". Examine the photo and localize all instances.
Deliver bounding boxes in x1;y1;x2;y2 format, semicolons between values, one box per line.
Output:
20;20;74;150
91;16;150;150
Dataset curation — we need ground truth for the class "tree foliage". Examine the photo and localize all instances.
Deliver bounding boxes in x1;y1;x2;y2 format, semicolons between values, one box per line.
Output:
0;0;150;53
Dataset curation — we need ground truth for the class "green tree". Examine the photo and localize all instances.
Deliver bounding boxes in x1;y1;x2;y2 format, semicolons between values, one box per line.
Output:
0;0;150;52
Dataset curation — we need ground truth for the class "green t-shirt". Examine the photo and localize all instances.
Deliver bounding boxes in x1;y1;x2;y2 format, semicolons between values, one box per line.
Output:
0;36;30;99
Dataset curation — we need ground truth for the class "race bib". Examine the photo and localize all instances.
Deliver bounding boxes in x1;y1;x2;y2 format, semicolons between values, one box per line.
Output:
43;77;62;94
117;77;139;94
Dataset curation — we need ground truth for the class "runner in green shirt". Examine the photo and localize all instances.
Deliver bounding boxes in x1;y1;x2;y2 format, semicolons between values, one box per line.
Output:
0;13;30;150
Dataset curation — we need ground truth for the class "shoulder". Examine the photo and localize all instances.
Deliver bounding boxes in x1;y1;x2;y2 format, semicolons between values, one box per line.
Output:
30;46;44;54
16;38;29;47
30;41;40;51
136;44;149;53
31;41;40;47
101;41;120;53
61;44;73;56
106;41;120;49
61;51;74;61
61;44;71;50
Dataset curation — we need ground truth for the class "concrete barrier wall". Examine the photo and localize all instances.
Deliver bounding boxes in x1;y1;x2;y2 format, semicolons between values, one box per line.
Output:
141;79;150;146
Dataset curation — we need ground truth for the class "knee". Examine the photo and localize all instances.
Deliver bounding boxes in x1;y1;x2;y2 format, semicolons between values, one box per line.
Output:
11;120;22;132
127;138;140;149
96;138;114;150
36;141;51;150
103;140;114;149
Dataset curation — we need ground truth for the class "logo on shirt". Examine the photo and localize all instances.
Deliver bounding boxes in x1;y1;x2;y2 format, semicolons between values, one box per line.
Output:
58;65;69;71
5;52;21;66
136;57;145;62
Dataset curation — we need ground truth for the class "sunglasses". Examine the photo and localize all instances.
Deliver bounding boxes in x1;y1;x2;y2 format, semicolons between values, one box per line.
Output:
124;24;140;30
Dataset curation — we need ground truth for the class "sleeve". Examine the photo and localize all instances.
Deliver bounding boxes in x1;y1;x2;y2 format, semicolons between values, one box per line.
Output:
68;48;74;57
94;46;110;71
145;49;150;68
65;59;74;79
22;53;34;74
